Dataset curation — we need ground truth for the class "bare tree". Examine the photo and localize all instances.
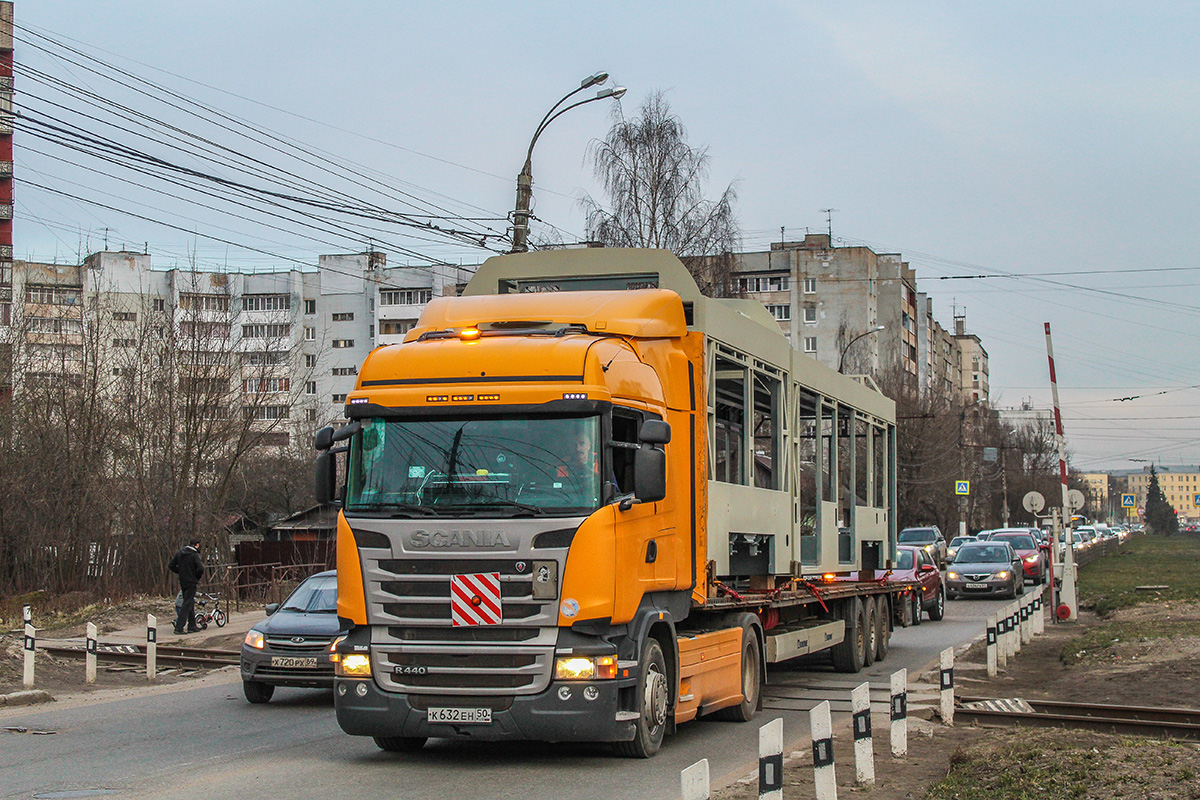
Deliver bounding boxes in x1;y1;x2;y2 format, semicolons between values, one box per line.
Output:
581;92;739;295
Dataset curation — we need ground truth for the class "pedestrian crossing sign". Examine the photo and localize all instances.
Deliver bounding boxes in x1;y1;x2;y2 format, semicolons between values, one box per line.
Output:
1194;493;1200;507
955;480;970;496
1122;494;1136;508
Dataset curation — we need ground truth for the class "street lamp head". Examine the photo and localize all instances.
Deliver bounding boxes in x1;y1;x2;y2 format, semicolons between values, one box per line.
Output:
581;72;609;89
595;86;626;100
611;86;627;99
870;324;886;333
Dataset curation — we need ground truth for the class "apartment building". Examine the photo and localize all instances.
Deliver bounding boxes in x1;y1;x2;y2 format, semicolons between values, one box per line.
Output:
1127;466;1200;522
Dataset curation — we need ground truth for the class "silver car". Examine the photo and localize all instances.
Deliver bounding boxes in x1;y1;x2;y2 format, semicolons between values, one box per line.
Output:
945;542;1024;599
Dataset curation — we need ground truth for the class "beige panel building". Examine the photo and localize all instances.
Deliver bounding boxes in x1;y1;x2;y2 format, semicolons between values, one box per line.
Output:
1126;466;1200;522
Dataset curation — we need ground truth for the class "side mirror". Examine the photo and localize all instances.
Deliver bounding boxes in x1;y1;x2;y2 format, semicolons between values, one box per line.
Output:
633;446;667;503
314;426;335;451
639;419;671;445
316;450;339;506
919;564;937;573
264;603;279;616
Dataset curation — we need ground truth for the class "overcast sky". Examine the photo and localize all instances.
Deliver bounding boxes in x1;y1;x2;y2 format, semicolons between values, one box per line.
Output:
15;1;1200;472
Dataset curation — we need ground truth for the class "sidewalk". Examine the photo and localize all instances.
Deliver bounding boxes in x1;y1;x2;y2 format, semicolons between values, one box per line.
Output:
101;606;268;648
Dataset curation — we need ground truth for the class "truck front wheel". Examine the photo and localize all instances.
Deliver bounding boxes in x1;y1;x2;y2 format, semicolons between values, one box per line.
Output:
616;638;668;758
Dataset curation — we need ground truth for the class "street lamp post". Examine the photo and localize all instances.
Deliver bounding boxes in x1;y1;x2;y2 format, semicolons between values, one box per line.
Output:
837;325;886;373
510;73;626;253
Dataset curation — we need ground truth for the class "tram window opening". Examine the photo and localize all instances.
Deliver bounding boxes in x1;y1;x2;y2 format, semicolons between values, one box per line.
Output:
753;371;781;490
714;356;746;485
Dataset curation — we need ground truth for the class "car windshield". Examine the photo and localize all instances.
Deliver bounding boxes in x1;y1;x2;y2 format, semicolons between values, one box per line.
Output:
899;529;936;543
346;415;602;516
955;545;1009;564
897;550;914;570
993;534;1035;550
949;537;974;547
281;575;337;613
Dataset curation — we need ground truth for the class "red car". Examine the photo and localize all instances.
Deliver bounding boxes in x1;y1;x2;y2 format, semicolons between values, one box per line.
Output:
987;531;1047;584
894;545;945;623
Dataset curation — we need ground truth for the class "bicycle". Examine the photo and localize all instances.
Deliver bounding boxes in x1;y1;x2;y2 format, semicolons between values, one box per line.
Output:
192;592;228;630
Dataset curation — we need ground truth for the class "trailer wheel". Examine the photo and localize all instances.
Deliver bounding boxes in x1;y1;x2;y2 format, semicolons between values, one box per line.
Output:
615;637;668;758
874;596;891;662
830;598;865;673
862;596;877;667
712;620;761;722
373;736;427;752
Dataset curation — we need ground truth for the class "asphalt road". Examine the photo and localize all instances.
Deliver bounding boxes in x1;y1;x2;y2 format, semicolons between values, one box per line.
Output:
2;593;1023;800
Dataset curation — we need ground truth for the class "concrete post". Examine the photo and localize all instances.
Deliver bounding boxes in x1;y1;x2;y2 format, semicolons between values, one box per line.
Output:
759;717;783;800
939;647;954;726
986;615;998;677
890;669;907;758
147;613;158;681
85;622;98;684
681;759;710;800
23;608;35;688
811;700;838;800
852;682;874;785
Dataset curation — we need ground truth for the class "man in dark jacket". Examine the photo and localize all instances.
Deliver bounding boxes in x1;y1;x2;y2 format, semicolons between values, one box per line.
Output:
168;538;205;634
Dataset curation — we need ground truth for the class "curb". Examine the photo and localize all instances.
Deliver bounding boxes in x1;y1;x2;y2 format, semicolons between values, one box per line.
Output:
0;689;54;707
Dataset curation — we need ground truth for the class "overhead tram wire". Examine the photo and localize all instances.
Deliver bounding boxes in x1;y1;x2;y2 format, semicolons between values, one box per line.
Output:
13;26;512;245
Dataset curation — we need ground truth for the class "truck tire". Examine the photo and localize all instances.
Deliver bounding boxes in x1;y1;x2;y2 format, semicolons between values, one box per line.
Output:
830;598;865;673
862;596;877;667
874;596;891;662
373;736;427;752
712;619;761;722
242;680;274;704
616;638;668;758
927;585;946;621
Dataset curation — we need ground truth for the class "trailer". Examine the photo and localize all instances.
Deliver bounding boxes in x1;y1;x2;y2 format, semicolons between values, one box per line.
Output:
317;248;915;757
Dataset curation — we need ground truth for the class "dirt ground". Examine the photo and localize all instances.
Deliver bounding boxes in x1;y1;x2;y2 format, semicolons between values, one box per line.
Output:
6;595;1200;798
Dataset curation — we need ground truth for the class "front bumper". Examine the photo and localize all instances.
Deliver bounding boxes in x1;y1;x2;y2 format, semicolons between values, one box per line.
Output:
241;645;335;689
334;676;638;743
945;576;1012;597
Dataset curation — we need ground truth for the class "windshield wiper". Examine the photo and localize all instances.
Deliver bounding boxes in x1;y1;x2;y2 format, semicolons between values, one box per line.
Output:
461;499;548;516
348;502;439;517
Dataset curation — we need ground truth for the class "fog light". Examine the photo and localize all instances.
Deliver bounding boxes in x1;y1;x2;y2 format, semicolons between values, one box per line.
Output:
338;653;371;677
355;682;368;697
584;686;599;701
558;685;572;701
337;683;347;696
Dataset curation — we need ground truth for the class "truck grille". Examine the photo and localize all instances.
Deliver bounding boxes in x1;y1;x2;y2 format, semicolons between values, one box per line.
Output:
372;559;556;626
371;626;557;696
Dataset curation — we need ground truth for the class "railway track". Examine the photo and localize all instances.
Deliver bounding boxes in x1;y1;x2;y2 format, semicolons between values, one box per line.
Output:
958;695;1200;741
37;641;240;670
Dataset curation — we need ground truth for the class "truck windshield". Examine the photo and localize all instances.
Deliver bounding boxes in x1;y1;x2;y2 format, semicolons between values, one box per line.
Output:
345;415;602;516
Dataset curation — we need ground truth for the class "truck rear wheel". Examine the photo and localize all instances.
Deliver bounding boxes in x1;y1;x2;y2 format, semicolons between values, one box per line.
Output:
874;596;891;662
862;596;877;667
373;736;427;752
830;598;866;673
616;638;668;758
712;619;761;722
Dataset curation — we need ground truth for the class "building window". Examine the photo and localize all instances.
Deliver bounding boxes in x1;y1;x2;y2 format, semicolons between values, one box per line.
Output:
28;316;82;335
304;299;316;315
803;306;817;324
258;432;290;447
153;298;166;312
242;377;290;393
368;324;374;338
738;275;790;293
179;293;230;312
242;323;290;339
803;277;817;294
244;405;289;421
332;393;347;403
306;408;317;422
304;326;316;341
332;312;354;321
379;319;416;335
113;311;137;322
332;366;357;376
305;381;317;395
305;354;317;368
241;294;289;312
332;339;354;349
25;285;82;306
767;305;790;321
803;337;817;353
379;289;432;306
179;321;230;339
112;338;136;348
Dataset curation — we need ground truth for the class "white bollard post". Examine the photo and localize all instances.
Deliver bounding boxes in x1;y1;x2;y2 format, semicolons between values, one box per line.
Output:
147;613;158;681
681;759;710;800
997;610;1009;669
23;605;35;688
852;682;875;785
939;647;954;726
811;700;838;800
85;622;98;684
1011;603;1022;655
1034;589;1046;635
986;615;998;677
759;717;783;800
1022;595;1033;644
890;669;907;758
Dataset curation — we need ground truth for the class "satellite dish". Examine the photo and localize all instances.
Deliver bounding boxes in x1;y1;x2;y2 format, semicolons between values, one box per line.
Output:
1067;489;1086;512
1022;491;1045;514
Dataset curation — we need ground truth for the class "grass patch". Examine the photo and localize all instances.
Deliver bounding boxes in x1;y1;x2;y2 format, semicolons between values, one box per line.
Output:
1060;619;1200;665
925;729;1200;800
1077;534;1200;616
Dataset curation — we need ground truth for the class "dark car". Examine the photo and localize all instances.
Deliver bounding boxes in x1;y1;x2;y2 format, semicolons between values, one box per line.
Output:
898;526;947;567
240;570;343;703
945;542;1024;599
987;532;1047;584
895;545;945;622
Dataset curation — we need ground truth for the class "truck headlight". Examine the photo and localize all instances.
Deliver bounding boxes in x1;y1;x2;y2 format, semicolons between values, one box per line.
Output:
337;653;372;677
555;654;617;680
244;629;265;650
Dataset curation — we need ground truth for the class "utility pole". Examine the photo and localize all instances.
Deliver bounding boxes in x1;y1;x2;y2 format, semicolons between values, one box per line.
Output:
1000;447;1010;527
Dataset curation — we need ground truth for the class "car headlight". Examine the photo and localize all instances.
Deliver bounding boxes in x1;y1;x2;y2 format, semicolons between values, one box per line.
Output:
947;571;958;580
1024;555;1039;563
555;654;618;680
244;629;265;650
996;571;1009;579
337;653;372;677
924;544;935;552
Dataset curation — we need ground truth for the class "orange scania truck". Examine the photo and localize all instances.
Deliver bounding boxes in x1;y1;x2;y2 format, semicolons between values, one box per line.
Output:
316;248;912;757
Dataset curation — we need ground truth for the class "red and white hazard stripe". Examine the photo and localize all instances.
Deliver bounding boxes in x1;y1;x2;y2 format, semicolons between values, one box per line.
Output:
450;572;502;627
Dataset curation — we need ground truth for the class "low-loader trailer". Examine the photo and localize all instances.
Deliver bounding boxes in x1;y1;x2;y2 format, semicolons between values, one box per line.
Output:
317;248;914;756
